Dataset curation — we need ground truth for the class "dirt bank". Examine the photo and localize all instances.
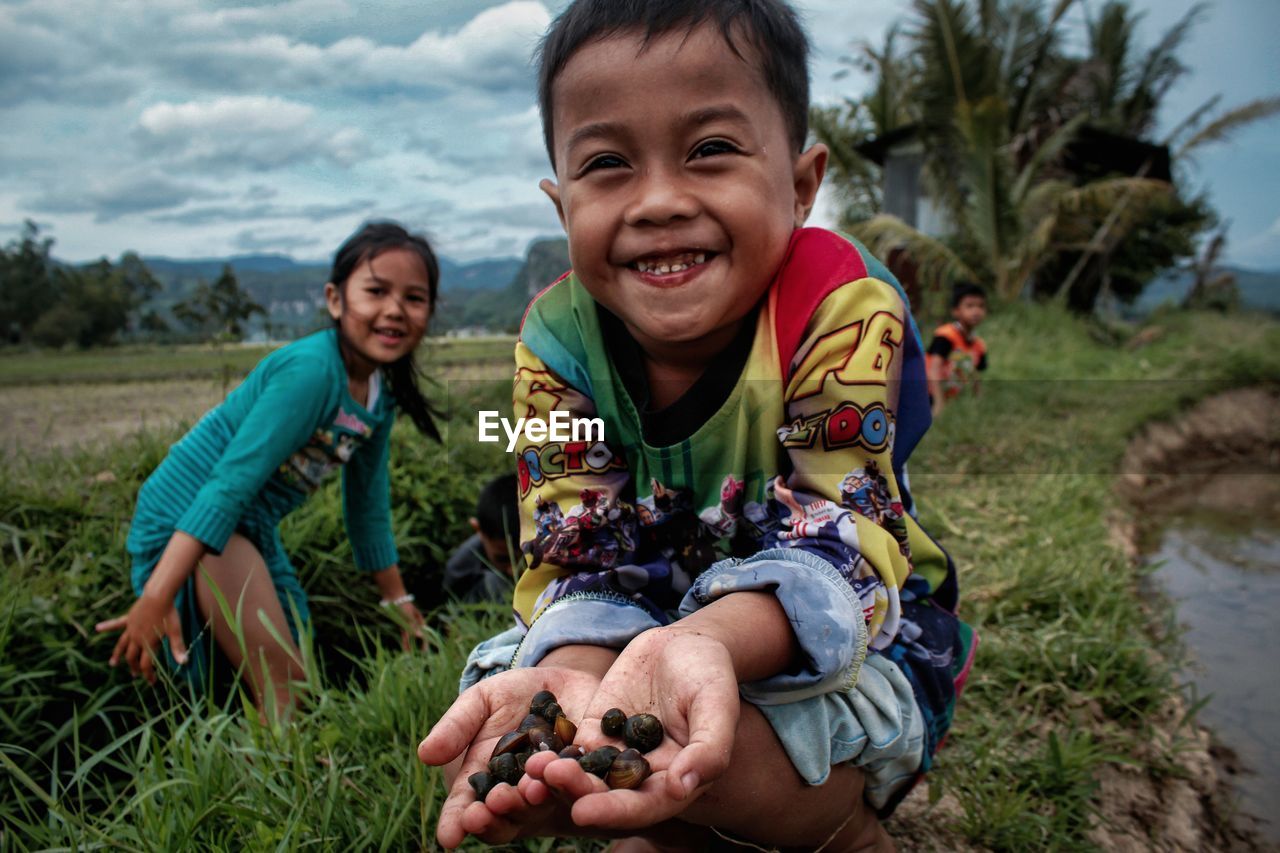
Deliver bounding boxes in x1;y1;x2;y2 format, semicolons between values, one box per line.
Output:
1104;387;1280;851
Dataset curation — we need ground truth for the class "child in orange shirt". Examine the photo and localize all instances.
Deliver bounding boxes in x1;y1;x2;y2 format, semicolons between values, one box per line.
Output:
927;282;988;415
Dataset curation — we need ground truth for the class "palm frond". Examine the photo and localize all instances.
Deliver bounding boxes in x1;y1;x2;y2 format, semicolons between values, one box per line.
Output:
1011;113;1086;205
1175;96;1280;158
850;214;978;292
1053;177;1170;217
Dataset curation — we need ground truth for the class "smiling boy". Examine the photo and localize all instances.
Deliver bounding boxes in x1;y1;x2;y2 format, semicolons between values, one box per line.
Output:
419;2;973;850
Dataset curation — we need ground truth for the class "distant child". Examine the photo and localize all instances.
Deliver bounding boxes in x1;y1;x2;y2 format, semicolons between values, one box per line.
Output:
418;2;973;850
97;222;441;715
443;473;519;604
927;282;988;415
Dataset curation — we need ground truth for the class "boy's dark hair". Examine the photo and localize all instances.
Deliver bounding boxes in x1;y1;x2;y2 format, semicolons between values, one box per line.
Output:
475;473;520;548
536;0;811;162
330;221;442;441
951;281;987;308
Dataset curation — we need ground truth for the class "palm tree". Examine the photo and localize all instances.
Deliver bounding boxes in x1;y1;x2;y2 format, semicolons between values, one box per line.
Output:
815;0;1279;312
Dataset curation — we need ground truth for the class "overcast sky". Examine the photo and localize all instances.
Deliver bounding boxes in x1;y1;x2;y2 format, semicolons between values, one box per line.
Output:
2;0;1277;268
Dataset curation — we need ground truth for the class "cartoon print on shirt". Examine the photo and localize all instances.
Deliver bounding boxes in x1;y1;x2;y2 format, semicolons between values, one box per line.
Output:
523;489;637;570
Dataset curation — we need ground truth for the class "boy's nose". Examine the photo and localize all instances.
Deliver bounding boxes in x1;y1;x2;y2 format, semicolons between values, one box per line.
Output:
623;168;699;226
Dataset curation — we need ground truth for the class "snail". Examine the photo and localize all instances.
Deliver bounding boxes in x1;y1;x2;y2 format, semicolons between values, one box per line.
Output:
468;771;497;801
600;708;626;738
623;713;664;753
488;751;522;786
577;745;621;779
472;690;663;799
605;748;650;790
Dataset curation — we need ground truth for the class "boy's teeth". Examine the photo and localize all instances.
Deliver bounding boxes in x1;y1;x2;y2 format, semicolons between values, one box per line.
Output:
635;253;708;274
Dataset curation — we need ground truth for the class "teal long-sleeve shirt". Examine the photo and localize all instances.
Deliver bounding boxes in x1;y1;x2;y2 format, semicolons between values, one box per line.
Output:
126;329;399;580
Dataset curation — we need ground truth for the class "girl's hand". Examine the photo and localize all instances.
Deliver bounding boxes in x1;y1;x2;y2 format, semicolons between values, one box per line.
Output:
397;601;427;651
95;594;188;685
534;627;740;831
418;666;602;849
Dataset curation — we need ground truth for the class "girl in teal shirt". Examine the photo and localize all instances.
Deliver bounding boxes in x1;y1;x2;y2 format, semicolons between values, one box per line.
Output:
97;222;441;715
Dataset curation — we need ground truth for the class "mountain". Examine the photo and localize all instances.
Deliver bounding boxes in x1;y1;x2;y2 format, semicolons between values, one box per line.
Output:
1130;265;1280;316
140;251;524;335
443;238;570;333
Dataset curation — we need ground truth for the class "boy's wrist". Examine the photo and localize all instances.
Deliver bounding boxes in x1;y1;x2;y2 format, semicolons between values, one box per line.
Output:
537;643;618;678
664;591;798;682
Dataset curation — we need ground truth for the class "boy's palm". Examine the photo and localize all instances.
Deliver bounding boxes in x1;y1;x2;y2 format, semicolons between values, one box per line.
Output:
540;629;741;830
418;666;601;848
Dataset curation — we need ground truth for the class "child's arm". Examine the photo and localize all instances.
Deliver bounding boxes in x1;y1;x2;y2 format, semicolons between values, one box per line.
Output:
340;413;426;646
95;531;205;682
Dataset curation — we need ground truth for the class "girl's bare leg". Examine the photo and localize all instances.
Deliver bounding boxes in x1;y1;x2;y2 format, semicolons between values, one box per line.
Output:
193;533;304;716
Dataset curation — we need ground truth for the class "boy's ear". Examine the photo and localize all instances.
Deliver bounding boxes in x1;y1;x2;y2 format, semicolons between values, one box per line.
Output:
468;517;481;534
323;282;342;321
539;178;568;230
792;143;829;227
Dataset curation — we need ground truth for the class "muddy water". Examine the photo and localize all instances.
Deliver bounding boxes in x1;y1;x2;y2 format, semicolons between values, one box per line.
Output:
1147;472;1280;842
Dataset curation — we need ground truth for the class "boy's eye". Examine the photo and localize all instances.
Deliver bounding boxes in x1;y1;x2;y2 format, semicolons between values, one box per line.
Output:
582;153;627;173
691;139;739;159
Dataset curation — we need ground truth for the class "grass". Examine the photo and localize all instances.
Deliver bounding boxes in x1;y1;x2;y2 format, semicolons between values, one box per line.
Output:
1;306;1277;850
0;336;516;387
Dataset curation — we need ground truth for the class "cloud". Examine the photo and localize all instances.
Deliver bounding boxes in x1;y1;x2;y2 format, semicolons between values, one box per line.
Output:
27;171;222;221
233;228;323;253
134;96;369;171
0;6;139;105
150;198;376;226
153;1;550;96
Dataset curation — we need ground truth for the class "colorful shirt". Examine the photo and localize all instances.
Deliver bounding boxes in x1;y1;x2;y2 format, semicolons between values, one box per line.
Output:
509;229;967;739
927;322;987;400
126;328;399;577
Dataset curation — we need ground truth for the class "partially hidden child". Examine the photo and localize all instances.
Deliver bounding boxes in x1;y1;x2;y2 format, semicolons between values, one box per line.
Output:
97;222;441;715
418;2;976;850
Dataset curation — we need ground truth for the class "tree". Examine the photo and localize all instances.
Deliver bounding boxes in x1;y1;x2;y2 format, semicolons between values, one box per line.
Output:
173;264;266;342
0;220;56;343
1;222;161;347
813;0;1280;313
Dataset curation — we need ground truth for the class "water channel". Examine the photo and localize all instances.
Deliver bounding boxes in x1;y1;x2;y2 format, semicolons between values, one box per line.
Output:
1145;471;1280;843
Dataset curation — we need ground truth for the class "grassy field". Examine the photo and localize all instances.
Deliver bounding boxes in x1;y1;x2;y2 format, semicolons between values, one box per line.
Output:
1;307;1277;850
0;335;516;387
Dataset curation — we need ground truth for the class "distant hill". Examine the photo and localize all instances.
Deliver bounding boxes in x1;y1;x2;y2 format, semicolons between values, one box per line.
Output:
140;251;524;335
443;238;571;333
1133;265;1280;315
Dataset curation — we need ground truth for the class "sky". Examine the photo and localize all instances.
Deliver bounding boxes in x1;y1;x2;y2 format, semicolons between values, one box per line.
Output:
2;0;1277;268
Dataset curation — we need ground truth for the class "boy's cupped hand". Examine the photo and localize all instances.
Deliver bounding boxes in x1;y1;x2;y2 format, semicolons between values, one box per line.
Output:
529;627;740;832
418;666;602;848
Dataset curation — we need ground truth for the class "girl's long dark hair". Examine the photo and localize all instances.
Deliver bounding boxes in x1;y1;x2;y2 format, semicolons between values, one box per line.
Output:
330;221;443;442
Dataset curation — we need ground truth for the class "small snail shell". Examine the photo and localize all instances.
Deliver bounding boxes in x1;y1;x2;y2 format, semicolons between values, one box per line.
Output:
468;771;496;801
491;729;530;760
488;752;521;786
577;746;620;778
605;751;650;790
623;713;664;753
530;690;557;716
600;708;626;737
554;713;577;745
